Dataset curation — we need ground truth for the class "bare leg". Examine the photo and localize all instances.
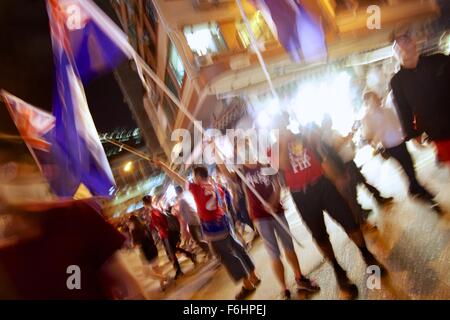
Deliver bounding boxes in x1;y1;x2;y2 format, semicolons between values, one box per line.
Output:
249;270;260;284
285;249;302;279
271;258;287;291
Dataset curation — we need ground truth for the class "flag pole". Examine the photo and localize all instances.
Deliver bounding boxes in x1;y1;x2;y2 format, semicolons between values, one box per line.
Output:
104;138;174;174
0;133;25;142
120;57;304;247
130;42;304;249
235;0;279;100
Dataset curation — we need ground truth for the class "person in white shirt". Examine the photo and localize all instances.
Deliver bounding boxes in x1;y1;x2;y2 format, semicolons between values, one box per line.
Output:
362;90;441;214
175;186;210;255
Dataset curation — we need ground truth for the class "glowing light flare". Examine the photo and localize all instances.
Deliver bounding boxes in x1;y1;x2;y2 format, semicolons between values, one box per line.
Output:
291;72;355;135
123;161;133;172
254;98;281;129
256;112;272;128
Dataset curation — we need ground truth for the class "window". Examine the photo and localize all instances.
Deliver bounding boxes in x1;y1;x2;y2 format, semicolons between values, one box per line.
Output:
168;43;185;86
165;72;179;99
236;11;275;49
183;22;228;56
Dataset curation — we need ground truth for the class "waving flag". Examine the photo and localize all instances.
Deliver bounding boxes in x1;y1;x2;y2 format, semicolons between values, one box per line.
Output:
1;90;55;152
45;0;137;197
1;90;80;196
48;0;134;83
253;0;327;63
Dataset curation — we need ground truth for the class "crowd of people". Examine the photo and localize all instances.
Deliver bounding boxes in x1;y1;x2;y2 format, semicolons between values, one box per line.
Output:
111;32;449;300
0;31;447;300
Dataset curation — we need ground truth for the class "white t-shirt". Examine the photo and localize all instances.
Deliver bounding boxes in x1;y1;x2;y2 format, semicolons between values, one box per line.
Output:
362;93;405;148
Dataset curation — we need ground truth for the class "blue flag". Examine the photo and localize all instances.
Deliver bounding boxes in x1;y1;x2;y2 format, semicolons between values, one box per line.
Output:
51;0;134;83
254;0;327;63
46;0;134;197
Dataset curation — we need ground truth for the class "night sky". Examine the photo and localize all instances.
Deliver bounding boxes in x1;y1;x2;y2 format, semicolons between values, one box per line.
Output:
0;0;137;138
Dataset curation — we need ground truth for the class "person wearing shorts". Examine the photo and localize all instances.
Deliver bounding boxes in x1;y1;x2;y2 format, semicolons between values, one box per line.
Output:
154;163;260;300
278;118;387;299
175;186;210;255
240;163;320;299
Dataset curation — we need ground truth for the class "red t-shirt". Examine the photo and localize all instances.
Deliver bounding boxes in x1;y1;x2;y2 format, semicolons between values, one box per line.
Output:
149;208;169;239
284;139;324;192
435;139;450;163
0;199;125;300
188;182;225;222
242;165;284;220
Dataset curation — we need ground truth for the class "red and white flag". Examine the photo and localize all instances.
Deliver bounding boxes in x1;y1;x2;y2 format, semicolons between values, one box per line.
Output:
1;90;55;152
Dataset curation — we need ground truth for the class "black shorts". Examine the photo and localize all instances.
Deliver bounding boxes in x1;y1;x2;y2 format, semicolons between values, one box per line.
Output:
291;176;358;244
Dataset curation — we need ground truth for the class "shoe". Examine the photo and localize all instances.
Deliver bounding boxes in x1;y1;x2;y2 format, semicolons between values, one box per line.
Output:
160;279;170;292
377;196;394;206
431;202;444;215
296;275;320;292
361;248;387;276
235;286;256;300
174;269;183;280
413;194;443;214
334;268;358;300
281;289;291;300
413;191;435;204
361;223;378;234
339;282;359;300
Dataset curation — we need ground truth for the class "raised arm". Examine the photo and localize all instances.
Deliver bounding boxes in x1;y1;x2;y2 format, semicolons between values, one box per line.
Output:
278;130;293;172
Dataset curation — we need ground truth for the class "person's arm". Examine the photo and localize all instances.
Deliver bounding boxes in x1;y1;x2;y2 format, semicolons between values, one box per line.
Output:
390;76;422;140
278;130;292;172
331;132;349;150
361;117;377;148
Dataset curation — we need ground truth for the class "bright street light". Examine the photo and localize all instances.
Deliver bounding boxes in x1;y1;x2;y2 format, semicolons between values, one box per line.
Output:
123;161;133;172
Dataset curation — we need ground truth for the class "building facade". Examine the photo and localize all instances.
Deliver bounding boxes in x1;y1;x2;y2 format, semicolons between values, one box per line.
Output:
109;0;441;156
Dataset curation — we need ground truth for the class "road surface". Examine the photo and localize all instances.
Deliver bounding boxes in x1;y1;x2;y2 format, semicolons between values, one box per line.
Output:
123;143;450;300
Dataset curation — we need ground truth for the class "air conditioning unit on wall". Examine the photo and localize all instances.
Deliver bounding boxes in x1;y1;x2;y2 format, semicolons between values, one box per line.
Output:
194;54;214;68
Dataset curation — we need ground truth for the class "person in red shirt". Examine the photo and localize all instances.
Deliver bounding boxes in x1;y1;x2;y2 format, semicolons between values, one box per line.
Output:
0;199;145;300
219;160;320;300
155;162;260;300
142;195;195;279
278;115;386;299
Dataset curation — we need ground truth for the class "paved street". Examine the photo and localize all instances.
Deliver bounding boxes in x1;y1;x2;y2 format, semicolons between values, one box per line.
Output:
124;143;450;300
